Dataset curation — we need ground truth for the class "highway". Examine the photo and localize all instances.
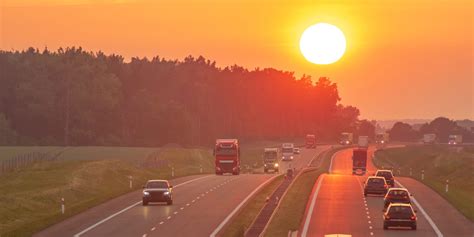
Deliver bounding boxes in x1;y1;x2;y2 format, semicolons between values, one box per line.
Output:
300;147;474;237
35;145;329;237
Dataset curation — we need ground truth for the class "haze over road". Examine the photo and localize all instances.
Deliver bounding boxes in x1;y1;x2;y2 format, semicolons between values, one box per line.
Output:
301;147;473;237
35;146;330;237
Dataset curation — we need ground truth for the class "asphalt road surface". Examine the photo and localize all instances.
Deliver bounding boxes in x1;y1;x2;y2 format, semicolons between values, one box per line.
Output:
35;145;330;237
300;146;473;237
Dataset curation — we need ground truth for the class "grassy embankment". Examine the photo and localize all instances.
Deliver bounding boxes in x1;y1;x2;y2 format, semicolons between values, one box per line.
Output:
373;145;474;221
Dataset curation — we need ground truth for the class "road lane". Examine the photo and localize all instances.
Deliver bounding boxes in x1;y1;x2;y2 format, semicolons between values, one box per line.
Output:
36;145;329;237
301;147;438;237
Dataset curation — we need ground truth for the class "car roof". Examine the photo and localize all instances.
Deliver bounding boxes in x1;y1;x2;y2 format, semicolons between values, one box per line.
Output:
264;148;278;152
367;176;385;179
216;139;238;143
388;203;412;207
147;179;169;183
377;169;393;173
388;188;408;192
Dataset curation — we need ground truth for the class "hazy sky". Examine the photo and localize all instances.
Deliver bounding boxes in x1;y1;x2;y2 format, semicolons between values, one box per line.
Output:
1;0;473;120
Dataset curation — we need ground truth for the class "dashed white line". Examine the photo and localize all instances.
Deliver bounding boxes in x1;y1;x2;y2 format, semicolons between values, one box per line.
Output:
180;207;184;210
159;221;164;225
369;226;373;229
174;211;178;215
192;200;196;203
186;203;190;206
142;234;147;237
151;227;156;231
368;221;372;224
167;216;171;220
370;232;374;235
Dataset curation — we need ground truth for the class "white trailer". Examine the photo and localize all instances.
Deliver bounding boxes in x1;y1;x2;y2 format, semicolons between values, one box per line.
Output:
423;134;436;144
358;136;369;147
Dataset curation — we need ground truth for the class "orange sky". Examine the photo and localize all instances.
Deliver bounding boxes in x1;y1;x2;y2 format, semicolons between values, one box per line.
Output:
1;0;473;120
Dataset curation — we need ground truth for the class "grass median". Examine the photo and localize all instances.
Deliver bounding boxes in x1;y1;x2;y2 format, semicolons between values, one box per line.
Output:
221;175;284;237
373;145;474;221
264;147;343;237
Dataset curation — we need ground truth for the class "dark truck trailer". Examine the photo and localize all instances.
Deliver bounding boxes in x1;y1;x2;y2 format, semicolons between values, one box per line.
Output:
352;148;367;175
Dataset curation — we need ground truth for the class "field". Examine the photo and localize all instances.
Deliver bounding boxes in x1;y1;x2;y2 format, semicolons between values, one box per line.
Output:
373;145;474;221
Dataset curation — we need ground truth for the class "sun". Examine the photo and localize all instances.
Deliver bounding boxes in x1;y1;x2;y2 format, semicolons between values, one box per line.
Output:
299;23;346;65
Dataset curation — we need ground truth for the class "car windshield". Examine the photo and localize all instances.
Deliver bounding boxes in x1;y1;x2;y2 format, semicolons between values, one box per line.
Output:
147;182;169;189
282;148;293;153
388;206;413;217
368;178;385;185
389;190;408;197
377;171;393;178
215;147;237;156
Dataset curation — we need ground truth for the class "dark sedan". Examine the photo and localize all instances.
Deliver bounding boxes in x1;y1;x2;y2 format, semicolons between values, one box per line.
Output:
364;176;388;196
383;203;417;230
384;188;412;209
142;180;173;205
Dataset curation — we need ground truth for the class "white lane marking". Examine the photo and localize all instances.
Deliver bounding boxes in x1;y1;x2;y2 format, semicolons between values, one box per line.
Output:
180;207;184;210
151;227;156;231
369;226;373;229
396;180;443;237
370;232;374;235
210;175;280;237
368;221;371;224
159;221;164;225
186;203;190;206
174;211;178;215
167;216;171;220
197;196;200;199
73;175;212;237
142;234;147;237
329;150;343;173
192;199;196;203
301;175;326;237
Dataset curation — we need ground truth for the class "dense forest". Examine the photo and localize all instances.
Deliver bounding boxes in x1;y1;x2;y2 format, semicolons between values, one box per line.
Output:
0;47;367;146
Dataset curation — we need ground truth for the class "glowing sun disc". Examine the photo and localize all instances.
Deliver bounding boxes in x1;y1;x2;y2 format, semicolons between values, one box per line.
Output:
300;23;346;65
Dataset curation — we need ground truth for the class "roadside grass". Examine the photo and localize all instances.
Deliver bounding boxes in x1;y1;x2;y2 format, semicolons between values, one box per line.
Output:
373;145;474;221
221;175;284;237
0;146;63;161
0;147;213;237
264;148;341;237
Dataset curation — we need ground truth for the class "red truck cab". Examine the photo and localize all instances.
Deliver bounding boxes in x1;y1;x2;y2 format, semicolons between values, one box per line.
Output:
305;134;316;148
352;148;367;175
214;139;240;175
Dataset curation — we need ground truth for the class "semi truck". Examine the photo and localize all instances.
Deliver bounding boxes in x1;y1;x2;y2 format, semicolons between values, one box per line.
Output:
305;134;316;148
281;143;294;161
358;136;369;148
375;133;389;144
423;134;436;144
263;148;279;173
340;132;353;145
214;139;240;175
448;135;462;145
352;148;368;175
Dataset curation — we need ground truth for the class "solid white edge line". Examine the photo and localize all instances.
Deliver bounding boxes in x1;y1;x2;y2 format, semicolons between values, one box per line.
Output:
395;180;443;237
209;175;280;237
329;149;343;173
301;174;325;237
73;175;212;237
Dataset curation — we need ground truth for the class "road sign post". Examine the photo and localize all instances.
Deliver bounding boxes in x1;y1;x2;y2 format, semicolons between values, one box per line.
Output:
61;197;65;214
421;169;425;180
129;176;133;189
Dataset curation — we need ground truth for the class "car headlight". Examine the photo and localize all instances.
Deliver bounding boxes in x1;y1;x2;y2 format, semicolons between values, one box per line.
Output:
143;191;150;196
164;191;170;195
274;163;279;167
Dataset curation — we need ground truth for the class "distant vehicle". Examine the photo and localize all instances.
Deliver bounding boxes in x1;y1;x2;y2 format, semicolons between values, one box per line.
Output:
142;180;173;205
383;203;417;230
448;135;462;145
384;188;412;210
281;143;294;161
293;147;301;154
375;169;395;187
423;133;436;144
375;133;389;144
214;139;240;175
358;136;369;147
340;132;353;145
352;148;367;175
324;235;352;237
286;168;294;178
263;148;279;173
305;134;317;148
364;176;388;196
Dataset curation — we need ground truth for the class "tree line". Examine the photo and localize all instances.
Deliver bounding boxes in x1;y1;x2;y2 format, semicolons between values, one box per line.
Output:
0;47;365;146
388;117;473;142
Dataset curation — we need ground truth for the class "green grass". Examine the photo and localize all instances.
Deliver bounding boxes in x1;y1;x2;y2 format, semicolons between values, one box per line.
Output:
264;148;341;237
221;175;284;237
0;147;213;237
0;146;63;161
373;145;474;221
